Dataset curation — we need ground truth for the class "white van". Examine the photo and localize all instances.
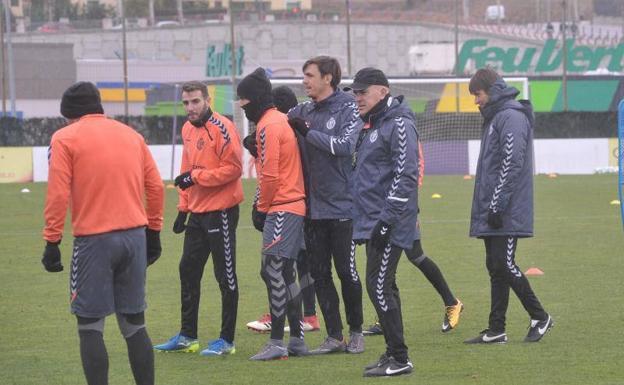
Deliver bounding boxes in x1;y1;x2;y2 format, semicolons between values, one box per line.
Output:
485;5;505;22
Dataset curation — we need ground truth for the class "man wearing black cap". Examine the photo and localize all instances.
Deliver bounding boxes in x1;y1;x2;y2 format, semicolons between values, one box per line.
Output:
43;81;164;385
348;68;417;377
237;67;309;360
287;55;365;355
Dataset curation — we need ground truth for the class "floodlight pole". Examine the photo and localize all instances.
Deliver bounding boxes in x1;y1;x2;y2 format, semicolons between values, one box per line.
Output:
1;0;6;116
561;0;568;111
229;7;236;104
170;84;179;180
149;0;155;26
3;0;15;117
121;0;129;122
454;0;460;112
346;0;352;76
176;0;184;25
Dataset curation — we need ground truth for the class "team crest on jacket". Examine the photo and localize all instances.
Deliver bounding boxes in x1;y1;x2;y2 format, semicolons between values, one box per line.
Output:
326;117;336;130
370;130;378;143
197;137;205;150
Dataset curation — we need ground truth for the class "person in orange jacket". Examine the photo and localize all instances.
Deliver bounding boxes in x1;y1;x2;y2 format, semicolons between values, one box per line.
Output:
42;81;164;385
153;81;244;357
244;85;321;334
237;68;309;360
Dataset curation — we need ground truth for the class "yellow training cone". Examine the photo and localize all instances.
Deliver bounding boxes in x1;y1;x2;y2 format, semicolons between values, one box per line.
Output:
166;183;176;189
610;200;621;205
547;173;558;178
431;193;442;199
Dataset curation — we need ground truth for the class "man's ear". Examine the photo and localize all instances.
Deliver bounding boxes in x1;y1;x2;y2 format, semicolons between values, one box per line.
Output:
323;73;333;86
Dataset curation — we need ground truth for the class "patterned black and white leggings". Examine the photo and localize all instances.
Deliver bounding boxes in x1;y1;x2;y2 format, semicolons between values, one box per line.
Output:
260;254;304;341
484;236;548;333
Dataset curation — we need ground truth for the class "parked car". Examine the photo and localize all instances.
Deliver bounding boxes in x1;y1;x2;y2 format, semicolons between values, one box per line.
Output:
111;20;141;30
36;22;74;33
156;20;181;28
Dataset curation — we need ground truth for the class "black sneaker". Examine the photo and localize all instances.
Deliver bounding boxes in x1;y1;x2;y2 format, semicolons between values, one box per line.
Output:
524;315;554;342
364;353;388;371
363;356;413;377
362;321;383;336
464;329;508;344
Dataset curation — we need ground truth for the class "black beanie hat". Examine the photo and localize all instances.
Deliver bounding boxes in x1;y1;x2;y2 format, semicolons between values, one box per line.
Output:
271;85;298;114
237;67;272;105
60;81;104;119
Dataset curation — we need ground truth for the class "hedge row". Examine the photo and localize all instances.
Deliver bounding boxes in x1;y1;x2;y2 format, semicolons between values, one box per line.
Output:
0;112;617;146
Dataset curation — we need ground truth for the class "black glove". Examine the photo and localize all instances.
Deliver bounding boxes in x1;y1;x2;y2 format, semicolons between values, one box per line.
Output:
288;117;309;137
370;220;392;251
174;171;195;190
145;228;162;266
252;205;267;232
487;210;503;229
243;133;258;158
42;240;63;272
173;211;188;234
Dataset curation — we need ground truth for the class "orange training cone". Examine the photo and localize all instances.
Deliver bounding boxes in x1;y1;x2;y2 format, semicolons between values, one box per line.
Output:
524;267;544;276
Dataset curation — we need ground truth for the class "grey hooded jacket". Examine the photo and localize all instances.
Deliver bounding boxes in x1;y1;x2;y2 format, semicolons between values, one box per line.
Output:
470;79;534;238
352;95;420;249
288;90;362;219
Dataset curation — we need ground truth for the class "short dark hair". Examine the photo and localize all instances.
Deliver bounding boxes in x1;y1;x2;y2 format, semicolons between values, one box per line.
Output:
272;85;298;113
303;56;342;90
181;81;209;99
469;68;500;94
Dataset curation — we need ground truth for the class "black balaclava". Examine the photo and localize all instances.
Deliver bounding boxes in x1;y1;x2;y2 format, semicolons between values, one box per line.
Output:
237;67;274;124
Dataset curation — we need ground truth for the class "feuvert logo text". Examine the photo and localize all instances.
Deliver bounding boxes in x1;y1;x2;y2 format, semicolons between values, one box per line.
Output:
457;39;624;74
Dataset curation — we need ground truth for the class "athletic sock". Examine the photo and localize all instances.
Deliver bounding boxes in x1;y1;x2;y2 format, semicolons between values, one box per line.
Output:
79;329;109;385
125;328;154;385
413;256;456;306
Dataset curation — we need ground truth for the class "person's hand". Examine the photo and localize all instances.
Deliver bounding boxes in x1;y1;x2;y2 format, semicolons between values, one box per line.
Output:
370;220;392;251
145;228;162;266
487;210;503;229
174;171;195;190
252;205;267;232
173;211;188;234
243;133;258;158
288;117;309;137
42;241;63;272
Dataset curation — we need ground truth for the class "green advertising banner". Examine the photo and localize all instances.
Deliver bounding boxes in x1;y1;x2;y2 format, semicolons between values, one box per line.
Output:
458;39;624;74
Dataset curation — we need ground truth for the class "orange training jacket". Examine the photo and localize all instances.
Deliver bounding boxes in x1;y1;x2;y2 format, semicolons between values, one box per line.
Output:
43;114;164;242
177;111;244;213
255;108;305;215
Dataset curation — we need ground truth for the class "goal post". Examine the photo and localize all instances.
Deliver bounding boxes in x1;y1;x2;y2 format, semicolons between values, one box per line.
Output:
618;99;624;230
269;76;529;177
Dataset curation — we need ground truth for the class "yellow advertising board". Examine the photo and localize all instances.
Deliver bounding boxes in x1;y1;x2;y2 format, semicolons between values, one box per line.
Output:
0;147;33;183
608;138;618;168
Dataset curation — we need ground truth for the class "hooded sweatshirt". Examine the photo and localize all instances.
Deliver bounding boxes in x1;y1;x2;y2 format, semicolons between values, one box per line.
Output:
469;79;534;238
